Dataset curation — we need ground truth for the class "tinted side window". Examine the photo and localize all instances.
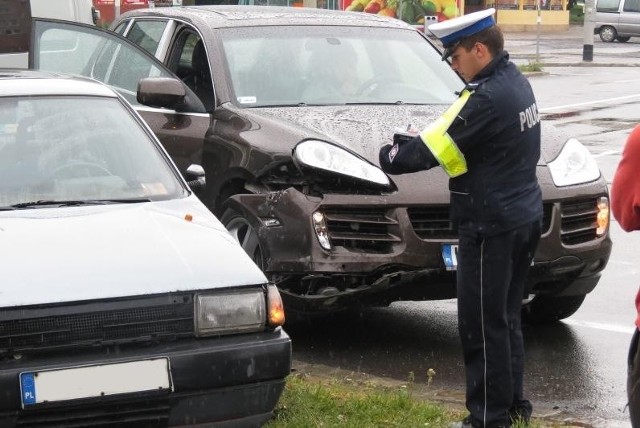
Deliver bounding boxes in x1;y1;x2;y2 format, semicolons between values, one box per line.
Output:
125;20;167;55
623;0;640;12
113;20;130;36
597;0;621;11
167;31;214;110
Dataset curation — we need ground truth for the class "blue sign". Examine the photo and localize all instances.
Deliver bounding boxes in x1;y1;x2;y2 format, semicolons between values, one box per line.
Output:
441;244;459;271
20;373;36;405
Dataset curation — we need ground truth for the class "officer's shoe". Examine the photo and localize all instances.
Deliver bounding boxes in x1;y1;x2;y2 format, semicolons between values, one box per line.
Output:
449;415;511;428
509;405;531;425
449;415;475;428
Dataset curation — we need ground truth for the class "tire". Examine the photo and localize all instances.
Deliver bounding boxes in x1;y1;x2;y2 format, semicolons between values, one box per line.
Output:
220;208;264;270
521;294;586;324
617;36;631;42
599;26;617;42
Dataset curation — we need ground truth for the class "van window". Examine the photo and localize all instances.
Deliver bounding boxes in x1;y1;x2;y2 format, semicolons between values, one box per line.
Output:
596;0;621;11
623;0;640;11
0;0;31;54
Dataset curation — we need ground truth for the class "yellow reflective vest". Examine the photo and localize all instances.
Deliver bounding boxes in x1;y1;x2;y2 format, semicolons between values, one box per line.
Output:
418;89;473;178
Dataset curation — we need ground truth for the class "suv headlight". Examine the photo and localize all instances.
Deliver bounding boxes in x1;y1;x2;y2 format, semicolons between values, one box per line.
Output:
548;138;601;187
195;289;266;336
294;140;390;186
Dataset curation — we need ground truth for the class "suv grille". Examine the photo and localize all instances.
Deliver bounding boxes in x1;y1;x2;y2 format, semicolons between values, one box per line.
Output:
560;198;601;245
408;206;456;239
408;204;554;240
0;294;194;354
324;208;400;253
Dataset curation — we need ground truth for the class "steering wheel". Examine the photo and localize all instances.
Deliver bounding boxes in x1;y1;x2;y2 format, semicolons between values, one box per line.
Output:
53;161;113;179
356;76;403;97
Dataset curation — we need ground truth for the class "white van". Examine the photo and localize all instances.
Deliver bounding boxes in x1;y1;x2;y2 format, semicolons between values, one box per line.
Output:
0;0;97;68
594;0;640;42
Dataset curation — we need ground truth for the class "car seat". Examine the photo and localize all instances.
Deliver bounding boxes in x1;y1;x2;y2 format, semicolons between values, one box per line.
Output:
188;40;214;110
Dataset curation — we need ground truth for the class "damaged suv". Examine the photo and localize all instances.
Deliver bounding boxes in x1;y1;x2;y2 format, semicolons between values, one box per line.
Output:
28;6;612;323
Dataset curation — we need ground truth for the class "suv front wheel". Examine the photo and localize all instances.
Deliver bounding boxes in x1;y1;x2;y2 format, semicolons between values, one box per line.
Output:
521;294;586;324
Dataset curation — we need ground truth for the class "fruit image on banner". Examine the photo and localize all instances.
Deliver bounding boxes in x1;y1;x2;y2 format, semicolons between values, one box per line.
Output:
344;0;460;25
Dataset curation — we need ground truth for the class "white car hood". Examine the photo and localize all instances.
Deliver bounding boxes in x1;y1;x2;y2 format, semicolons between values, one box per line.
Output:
0;197;267;308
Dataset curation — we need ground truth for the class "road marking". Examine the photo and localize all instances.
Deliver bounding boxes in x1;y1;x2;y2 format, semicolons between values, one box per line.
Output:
540;93;640;112
563;318;635;335
593;150;620;158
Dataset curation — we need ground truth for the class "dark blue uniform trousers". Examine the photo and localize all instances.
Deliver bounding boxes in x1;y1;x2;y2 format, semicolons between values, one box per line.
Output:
456;220;541;428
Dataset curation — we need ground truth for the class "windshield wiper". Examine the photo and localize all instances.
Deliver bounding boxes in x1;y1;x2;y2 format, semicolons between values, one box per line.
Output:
10;198;151;209
344;101;409;105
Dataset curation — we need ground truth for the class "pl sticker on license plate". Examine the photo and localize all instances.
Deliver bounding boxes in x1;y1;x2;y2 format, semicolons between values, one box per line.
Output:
19;358;172;408
442;244;459;271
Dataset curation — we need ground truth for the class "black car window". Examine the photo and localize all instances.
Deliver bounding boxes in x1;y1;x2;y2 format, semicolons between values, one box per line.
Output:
124;20;167;55
113;20;129;36
0;0;31;55
166;30;214;111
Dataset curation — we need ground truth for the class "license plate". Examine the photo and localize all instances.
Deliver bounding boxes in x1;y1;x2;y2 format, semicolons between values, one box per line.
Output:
442;244;459;271
20;358;172;408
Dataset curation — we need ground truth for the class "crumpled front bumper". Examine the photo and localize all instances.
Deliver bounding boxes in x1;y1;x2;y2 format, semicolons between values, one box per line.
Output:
224;183;612;311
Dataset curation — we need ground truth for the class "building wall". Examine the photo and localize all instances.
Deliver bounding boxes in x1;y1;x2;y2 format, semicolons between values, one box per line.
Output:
491;0;570;31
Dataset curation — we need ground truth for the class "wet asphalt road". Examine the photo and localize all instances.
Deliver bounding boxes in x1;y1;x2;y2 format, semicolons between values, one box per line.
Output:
288;67;640;427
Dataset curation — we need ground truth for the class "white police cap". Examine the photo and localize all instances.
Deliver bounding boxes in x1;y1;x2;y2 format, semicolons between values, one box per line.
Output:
428;8;496;59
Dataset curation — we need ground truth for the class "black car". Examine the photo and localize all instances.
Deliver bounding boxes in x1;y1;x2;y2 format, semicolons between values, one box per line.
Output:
26;6;611;323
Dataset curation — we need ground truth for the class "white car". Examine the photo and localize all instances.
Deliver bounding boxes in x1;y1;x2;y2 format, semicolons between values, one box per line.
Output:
0;70;290;426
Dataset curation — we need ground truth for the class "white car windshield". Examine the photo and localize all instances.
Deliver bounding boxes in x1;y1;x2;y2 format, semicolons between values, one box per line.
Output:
0;96;186;207
220;25;463;107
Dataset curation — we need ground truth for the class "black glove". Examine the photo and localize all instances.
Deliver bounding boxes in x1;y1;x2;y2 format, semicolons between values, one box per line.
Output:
379;132;435;175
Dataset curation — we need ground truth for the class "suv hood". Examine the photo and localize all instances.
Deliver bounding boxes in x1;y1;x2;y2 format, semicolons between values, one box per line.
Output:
0;196;267;308
241;105;562;166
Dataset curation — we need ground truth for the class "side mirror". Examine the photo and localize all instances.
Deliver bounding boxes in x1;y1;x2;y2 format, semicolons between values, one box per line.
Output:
185;164;206;190
137;77;186;110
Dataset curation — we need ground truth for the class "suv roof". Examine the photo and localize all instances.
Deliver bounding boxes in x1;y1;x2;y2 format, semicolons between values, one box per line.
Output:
121;5;413;30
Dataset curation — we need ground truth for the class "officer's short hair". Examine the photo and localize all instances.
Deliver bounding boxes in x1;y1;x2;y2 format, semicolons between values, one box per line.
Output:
457;26;504;57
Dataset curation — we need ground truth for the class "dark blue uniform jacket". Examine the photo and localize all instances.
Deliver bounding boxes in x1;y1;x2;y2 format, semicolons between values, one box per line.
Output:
379;52;543;236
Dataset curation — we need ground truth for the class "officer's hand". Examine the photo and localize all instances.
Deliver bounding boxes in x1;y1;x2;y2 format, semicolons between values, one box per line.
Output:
379;133;415;173
379;140;403;174
393;132;416;146
379;132;433;175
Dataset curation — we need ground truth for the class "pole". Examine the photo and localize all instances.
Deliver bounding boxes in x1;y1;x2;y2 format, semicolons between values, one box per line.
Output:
582;0;595;61
536;0;541;63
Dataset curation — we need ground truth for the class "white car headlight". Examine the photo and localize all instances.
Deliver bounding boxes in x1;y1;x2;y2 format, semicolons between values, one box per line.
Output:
547;138;601;187
195;289;266;336
294;140;390;186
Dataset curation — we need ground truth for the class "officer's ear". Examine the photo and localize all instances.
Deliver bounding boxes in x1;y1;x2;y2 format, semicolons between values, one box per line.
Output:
473;42;491;59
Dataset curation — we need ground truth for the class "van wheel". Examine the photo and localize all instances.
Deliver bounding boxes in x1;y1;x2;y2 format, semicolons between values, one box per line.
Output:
616;36;631;42
221;208;264;270
599;26;617;42
521;294;586;324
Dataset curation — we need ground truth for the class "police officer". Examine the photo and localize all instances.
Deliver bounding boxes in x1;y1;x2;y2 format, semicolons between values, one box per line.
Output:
379;9;542;428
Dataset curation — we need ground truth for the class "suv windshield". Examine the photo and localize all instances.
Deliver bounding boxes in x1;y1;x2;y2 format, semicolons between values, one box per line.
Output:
220;25;463;107
0;96;186;207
